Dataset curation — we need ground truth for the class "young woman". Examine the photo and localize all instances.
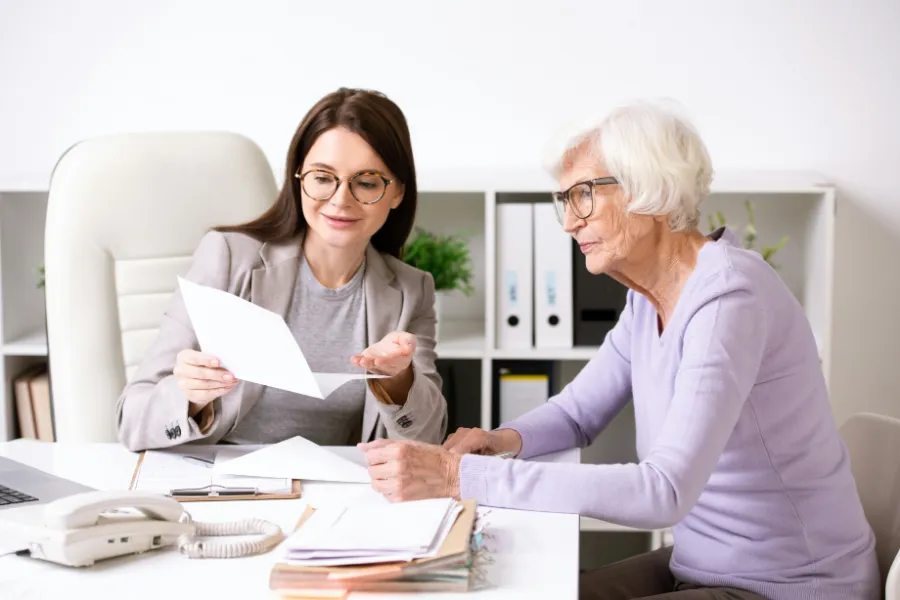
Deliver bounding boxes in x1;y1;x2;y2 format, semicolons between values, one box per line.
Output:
117;88;447;451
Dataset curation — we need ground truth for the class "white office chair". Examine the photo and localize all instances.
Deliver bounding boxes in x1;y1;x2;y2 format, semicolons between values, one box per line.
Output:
840;412;900;599
45;132;277;443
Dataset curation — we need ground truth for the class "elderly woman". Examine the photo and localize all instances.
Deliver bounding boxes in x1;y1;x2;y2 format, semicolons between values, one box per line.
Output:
359;102;878;600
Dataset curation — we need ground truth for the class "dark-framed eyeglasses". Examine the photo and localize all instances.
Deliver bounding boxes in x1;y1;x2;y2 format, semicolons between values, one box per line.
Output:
294;168;394;205
550;176;619;223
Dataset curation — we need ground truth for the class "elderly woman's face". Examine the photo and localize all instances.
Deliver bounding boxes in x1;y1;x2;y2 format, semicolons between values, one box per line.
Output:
558;149;654;275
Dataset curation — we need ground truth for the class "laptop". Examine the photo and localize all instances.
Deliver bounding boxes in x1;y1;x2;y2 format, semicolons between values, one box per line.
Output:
0;456;93;512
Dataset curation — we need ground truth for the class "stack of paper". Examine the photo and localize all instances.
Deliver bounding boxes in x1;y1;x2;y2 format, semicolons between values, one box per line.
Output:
269;499;480;595
283;498;461;567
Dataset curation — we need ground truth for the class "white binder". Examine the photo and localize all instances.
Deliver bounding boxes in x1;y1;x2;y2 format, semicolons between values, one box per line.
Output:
533;203;573;348
499;373;550;423
496;203;533;349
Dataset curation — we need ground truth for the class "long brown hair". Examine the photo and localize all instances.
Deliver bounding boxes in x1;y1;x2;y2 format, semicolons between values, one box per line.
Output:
216;88;417;258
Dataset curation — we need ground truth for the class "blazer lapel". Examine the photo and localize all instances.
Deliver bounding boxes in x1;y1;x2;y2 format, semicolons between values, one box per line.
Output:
361;245;401;442
232;233;304;426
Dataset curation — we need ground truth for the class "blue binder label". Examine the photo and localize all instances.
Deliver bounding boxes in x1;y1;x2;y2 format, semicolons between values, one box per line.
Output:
506;270;518;306
546;272;556;307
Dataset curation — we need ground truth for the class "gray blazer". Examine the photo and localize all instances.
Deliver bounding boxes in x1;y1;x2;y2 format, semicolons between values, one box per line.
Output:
116;230;447;451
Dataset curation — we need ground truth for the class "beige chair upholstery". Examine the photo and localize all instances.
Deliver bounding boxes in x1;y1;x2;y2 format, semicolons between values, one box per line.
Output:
45;132;277;443
840;413;900;599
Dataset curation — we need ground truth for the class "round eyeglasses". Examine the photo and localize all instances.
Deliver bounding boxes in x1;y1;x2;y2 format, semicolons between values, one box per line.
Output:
550;177;619;223
294;169;394;205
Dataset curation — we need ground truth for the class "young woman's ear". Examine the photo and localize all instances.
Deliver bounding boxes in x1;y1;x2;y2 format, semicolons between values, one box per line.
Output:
391;184;405;209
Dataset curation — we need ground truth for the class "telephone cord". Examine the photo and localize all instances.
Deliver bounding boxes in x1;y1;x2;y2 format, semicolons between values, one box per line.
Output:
177;514;284;559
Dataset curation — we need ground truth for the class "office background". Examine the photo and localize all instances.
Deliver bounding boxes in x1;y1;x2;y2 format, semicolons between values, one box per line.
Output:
1;0;898;567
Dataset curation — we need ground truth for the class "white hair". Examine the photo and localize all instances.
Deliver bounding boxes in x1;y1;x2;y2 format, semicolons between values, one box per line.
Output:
543;100;713;232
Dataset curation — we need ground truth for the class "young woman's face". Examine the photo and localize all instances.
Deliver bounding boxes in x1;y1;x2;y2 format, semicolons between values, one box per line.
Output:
298;127;403;252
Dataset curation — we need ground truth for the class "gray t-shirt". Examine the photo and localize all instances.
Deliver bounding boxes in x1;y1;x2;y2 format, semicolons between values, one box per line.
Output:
225;255;368;445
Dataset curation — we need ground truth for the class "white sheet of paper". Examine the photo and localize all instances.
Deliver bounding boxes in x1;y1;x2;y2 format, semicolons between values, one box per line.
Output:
178;277;386;398
284;498;460;557
133;448;292;495
212;435;371;483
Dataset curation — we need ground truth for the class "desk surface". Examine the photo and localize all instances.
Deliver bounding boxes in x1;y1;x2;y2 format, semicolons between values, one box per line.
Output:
0;440;579;599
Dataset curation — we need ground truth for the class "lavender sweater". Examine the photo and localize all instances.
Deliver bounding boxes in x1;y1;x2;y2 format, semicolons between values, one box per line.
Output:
459;228;878;600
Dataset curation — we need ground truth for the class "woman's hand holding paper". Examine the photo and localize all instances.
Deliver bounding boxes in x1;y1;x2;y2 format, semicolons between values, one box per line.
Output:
174;349;238;415
351;331;417;405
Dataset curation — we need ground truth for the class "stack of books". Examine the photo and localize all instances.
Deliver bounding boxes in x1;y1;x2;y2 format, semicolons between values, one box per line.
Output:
269;498;481;596
13;364;53;441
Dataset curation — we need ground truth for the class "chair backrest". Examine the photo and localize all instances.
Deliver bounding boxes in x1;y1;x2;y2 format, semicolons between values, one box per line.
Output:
840;412;900;597
45;132;277;442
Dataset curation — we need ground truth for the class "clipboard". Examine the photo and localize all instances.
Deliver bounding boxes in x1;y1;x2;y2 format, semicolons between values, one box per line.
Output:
129;451;303;503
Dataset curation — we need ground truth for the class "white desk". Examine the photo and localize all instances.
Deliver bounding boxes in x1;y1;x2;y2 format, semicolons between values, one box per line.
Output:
0;440;579;599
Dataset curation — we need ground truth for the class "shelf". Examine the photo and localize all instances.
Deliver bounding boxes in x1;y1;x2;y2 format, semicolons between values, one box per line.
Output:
580;517;654;533
3;330;48;356
434;320;486;359
414;167;832;195
492;346;599;361
0;183;49;194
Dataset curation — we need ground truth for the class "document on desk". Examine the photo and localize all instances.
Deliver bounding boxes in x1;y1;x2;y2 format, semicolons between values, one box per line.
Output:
213;435;371;484
282;497;462;566
132;446;293;495
178;277;387;398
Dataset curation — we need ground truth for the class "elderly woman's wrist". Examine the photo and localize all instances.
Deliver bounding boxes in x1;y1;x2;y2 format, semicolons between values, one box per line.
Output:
494;428;524;456
442;452;462;499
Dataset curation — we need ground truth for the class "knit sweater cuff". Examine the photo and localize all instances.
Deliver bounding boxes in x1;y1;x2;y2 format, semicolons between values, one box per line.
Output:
458;454;492;503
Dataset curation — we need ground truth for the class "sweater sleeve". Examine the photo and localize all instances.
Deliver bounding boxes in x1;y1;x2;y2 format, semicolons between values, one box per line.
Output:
460;276;767;529
497;290;636;459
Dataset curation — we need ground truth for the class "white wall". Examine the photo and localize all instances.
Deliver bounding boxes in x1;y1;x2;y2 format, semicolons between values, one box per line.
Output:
1;0;898;424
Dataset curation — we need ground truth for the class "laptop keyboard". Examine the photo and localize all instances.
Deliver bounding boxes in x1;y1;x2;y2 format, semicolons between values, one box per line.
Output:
0;484;38;505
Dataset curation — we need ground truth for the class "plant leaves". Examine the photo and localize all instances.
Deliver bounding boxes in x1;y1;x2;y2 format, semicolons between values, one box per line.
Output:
401;228;474;295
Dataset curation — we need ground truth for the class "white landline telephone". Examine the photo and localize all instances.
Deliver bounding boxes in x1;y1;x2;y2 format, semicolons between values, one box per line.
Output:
1;490;284;567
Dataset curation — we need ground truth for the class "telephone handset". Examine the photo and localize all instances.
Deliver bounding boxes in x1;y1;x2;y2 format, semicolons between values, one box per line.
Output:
3;490;284;567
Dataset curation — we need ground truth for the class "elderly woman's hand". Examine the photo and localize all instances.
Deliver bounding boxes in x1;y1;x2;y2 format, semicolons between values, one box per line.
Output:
358;439;462;502
442;427;523;456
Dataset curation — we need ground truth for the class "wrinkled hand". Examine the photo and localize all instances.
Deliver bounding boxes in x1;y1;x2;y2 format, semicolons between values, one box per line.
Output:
443;427;523;456
358;439;462;503
351;331;416;377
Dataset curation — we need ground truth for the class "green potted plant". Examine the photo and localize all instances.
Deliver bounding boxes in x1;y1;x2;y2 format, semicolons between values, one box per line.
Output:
707;200;789;269
402;228;474;340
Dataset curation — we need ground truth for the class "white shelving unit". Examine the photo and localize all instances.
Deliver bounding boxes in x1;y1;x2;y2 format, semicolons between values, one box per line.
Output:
0;168;836;546
0;188;50;441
